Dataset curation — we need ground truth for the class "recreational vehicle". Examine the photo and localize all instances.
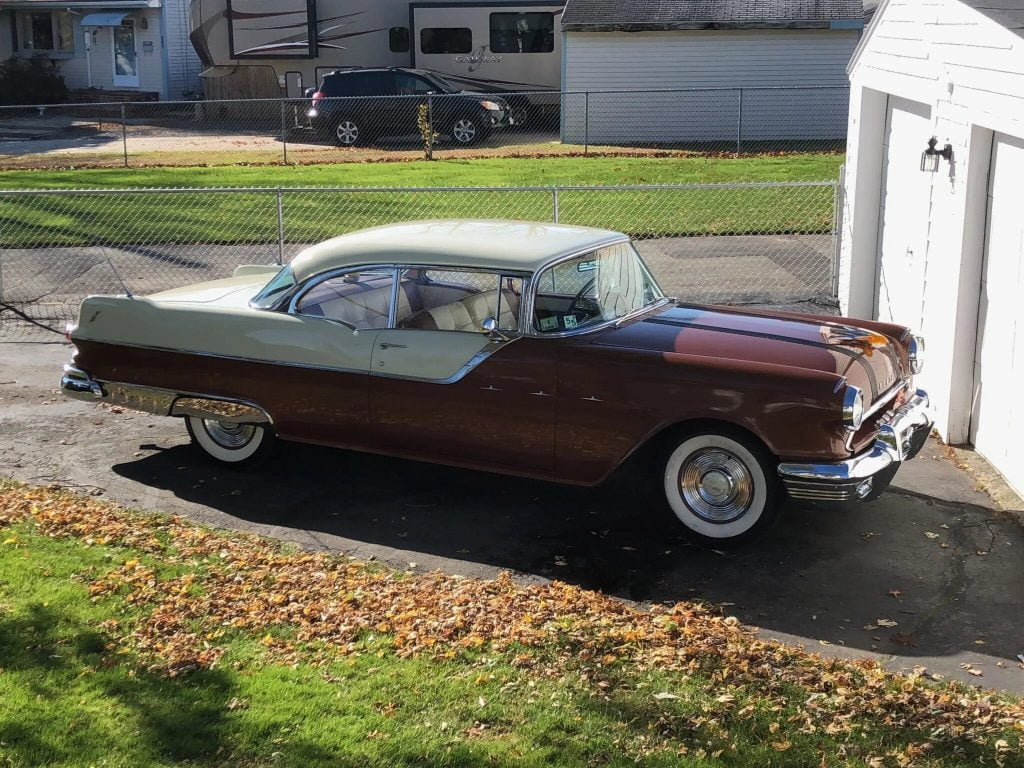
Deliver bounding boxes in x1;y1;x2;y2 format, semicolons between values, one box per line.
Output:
188;0;564;102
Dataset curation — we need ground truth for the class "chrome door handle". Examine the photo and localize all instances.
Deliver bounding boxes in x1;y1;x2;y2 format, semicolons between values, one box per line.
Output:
379;342;407;349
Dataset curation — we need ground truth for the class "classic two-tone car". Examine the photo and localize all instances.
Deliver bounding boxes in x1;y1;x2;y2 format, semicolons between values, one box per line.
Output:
62;220;932;543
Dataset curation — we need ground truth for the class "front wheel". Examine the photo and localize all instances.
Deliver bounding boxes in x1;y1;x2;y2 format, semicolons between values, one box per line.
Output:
661;429;781;545
185;416;275;466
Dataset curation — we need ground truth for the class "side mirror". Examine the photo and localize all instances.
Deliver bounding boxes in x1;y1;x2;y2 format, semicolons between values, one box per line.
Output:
481;316;508;341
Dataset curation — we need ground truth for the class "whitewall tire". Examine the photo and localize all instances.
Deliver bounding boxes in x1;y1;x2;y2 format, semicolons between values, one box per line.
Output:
661;430;781;544
185;417;274;466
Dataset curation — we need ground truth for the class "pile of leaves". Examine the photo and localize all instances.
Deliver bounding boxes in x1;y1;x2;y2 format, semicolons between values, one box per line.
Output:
2;482;1022;763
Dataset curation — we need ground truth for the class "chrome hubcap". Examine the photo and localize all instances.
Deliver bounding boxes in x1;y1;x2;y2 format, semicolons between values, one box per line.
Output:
678;448;754;523
336;121;358;145
203;420;256;449
453;119;476;143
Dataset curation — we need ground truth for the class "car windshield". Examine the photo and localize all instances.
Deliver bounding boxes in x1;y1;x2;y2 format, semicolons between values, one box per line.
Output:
533;242;665;334
250;266;296;309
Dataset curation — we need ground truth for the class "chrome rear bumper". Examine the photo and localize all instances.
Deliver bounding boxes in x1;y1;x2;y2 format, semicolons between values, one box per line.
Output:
777;389;933;502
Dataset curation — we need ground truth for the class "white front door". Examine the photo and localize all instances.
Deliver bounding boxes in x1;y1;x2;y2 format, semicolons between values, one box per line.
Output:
112;19;139;87
970;133;1024;496
874;96;933;331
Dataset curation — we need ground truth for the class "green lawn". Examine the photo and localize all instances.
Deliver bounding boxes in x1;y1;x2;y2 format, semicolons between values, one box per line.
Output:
0;156;841;249
1;481;1021;768
0;154;843;189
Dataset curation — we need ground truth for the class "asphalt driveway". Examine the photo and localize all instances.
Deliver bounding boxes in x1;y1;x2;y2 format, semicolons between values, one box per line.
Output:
2;341;1022;692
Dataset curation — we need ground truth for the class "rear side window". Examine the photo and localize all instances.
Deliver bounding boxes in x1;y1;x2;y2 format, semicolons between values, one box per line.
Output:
295;270;396;330
420;27;472;54
321;72;395;97
490;12;554;53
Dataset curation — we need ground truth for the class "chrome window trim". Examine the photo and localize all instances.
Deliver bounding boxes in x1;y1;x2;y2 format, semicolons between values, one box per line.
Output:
523;237;669;339
286;263;399;317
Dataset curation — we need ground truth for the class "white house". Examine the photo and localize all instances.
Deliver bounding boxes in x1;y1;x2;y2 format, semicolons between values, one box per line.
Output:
0;0;202;100
559;0;866;145
839;0;1024;495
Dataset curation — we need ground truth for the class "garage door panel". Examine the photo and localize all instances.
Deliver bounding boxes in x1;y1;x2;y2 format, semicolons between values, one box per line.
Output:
875;97;933;333
971;133;1024;496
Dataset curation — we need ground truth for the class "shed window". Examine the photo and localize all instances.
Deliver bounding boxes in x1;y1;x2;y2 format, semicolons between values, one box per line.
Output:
420;27;472;54
489;12;553;53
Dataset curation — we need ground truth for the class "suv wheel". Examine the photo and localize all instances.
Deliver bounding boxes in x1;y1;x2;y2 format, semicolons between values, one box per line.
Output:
450;117;482;145
335;120;361;147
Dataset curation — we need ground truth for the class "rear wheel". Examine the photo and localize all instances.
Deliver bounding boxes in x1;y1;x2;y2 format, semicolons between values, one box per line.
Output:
186;416;275;466
450;116;484;145
661;429;781;545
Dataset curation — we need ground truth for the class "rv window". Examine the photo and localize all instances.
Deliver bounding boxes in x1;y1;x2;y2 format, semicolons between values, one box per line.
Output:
490;12;554;53
420;27;472;54
389;27;410;53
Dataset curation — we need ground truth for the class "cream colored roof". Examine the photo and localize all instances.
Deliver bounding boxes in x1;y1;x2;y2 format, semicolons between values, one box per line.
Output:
288;220;628;283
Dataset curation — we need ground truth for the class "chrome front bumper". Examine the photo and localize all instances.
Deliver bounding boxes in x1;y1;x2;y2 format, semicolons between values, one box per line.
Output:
777;389;933;502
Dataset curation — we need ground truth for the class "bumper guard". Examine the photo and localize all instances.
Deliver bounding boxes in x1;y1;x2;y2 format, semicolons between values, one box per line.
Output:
777;389;933;502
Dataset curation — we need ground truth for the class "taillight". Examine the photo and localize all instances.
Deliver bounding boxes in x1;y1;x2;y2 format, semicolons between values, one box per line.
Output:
64;322;76;342
311;90;324;105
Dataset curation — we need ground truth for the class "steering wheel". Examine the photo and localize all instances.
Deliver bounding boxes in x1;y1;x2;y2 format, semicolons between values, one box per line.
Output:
568;277;598;317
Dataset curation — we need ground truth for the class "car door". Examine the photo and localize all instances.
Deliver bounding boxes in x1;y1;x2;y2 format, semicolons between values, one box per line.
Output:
369;269;556;471
393;72;434;134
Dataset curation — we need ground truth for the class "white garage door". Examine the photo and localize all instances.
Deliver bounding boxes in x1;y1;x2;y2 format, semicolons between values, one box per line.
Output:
874;97;933;332
971;133;1024;496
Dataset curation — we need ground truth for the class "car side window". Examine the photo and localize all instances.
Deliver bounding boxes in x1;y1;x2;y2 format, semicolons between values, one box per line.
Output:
295;270;395;330
395;268;523;333
395;73;434;96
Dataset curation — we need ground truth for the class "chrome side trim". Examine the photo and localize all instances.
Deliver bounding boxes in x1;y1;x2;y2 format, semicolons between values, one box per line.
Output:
170;397;271;424
60;366;274;425
778;389;932;494
369;336;518;384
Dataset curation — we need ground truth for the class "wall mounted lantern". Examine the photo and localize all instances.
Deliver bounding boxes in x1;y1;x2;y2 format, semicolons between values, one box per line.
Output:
921;136;954;172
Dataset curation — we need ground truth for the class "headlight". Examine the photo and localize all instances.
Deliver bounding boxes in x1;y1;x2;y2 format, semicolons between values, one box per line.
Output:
478;100;502;111
843;385;865;430
908;335;925;374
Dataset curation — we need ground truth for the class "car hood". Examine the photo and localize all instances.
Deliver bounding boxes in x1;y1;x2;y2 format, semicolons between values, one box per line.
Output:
597;304;905;403
147;275;269;308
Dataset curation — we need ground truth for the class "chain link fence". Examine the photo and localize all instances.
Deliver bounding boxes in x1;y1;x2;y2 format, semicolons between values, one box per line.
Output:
0;86;849;169
0;181;840;339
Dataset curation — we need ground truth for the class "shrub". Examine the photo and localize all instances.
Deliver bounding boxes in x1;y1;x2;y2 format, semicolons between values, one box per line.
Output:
0;55;68;105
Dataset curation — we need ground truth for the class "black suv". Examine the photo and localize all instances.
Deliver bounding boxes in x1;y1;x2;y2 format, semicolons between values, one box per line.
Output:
306;68;508;146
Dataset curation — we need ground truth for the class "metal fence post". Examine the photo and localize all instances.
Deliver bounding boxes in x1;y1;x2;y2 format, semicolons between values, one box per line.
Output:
552;188;559;223
736;88;743;155
280;100;289;165
584;91;589;155
276;188;285;265
120;103;128;167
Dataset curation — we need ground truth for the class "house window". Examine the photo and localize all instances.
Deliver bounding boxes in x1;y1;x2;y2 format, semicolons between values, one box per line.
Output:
19;11;74;53
489;12;553;53
419;27;471;54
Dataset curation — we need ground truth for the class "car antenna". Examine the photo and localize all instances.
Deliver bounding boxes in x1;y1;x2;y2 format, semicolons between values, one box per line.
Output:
99;245;133;298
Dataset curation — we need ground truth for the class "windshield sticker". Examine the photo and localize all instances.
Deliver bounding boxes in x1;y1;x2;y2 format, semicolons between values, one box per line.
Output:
577;260;598;272
563;315;578;329
539;316;558;331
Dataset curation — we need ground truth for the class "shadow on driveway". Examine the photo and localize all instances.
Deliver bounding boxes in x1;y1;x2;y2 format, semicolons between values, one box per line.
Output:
112;437;1024;681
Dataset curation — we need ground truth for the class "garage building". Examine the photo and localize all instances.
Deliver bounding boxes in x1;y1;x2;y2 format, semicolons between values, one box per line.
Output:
839;0;1024;494
559;0;865;146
